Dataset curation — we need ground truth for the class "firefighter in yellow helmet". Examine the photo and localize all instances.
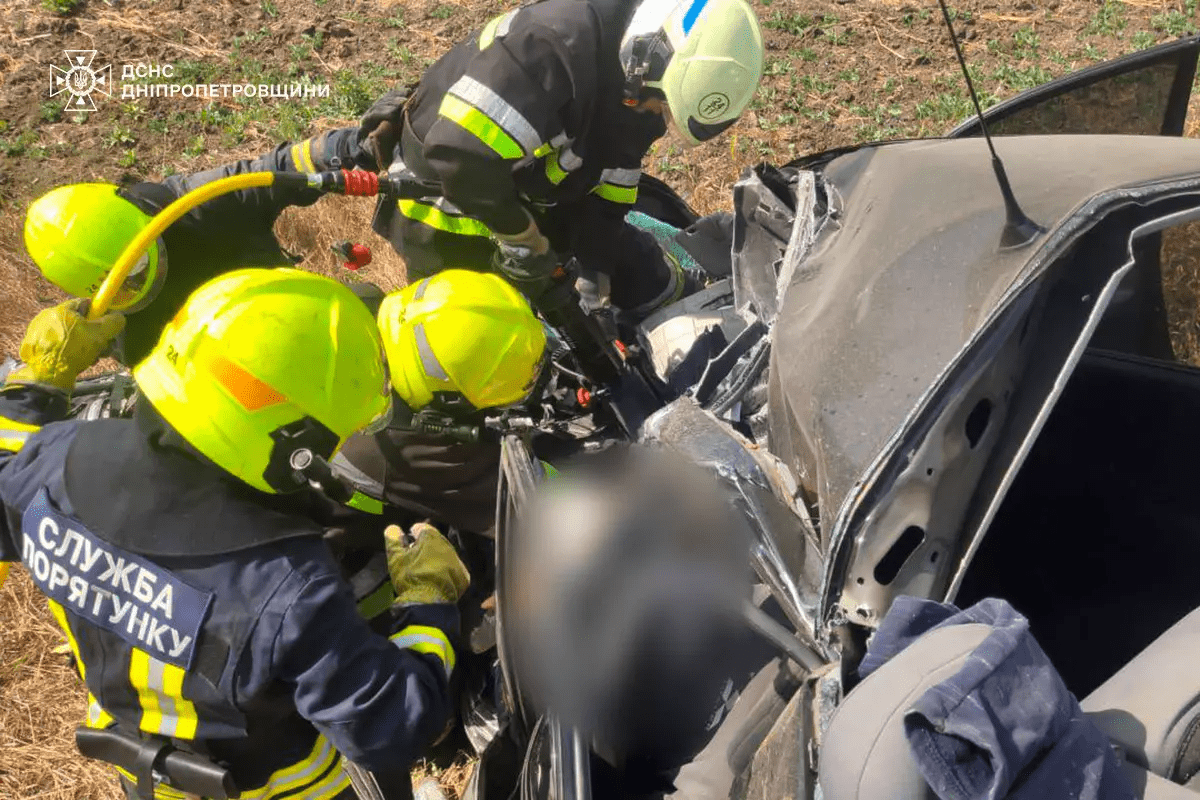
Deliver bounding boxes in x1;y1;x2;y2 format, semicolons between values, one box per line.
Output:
331;269;549;536
0;270;470;800
21;141;371;366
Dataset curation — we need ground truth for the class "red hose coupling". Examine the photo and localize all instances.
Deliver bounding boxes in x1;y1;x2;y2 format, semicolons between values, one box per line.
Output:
343;244;372;271
342;169;379;197
332;240;373;270
576;387;592;408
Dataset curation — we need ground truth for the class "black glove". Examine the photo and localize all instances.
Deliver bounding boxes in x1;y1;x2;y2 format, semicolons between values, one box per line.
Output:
358;86;411;171
493;241;559;301
491;219;559;302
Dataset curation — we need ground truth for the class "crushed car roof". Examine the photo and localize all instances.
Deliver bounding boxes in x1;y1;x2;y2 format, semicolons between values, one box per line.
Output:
768;134;1200;552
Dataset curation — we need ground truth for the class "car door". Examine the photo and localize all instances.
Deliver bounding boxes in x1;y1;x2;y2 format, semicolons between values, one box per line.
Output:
949;34;1199;138
949;36;1200;361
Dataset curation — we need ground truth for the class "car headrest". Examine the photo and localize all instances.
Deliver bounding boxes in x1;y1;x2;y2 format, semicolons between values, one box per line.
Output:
818;623;993;800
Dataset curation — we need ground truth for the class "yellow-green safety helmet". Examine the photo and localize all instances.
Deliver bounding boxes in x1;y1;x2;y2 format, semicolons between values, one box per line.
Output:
620;0;765;147
24;183;167;313
133;268;393;494
379;270;548;411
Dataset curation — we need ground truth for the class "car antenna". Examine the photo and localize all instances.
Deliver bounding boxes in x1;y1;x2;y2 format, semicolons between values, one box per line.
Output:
936;0;1042;248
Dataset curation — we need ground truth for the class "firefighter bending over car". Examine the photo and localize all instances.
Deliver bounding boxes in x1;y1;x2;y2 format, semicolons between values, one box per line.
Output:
0;272;471;800
282;0;764;321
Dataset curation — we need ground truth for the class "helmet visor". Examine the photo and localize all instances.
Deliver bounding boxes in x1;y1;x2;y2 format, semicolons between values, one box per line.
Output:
108;238;167;313
659;105;700;149
360;393;395;436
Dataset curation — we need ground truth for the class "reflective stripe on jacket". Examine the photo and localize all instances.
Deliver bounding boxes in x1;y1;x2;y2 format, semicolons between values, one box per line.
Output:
0;395;459;796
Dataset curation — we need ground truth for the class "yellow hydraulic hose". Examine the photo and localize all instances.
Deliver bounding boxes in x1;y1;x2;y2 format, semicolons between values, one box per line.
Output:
0;174;285;593
88;172;278;319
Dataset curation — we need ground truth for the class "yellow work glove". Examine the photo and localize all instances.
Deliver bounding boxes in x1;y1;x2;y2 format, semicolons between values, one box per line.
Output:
385;522;470;606
8;299;125;394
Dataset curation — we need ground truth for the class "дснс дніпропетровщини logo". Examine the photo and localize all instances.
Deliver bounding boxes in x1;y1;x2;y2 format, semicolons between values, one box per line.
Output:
50;50;112;112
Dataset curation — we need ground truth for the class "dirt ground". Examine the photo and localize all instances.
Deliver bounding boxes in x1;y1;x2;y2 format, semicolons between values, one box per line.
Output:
1;0;1199;796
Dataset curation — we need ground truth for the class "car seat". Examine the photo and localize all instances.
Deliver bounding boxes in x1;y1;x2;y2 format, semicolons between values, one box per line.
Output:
818;611;1200;799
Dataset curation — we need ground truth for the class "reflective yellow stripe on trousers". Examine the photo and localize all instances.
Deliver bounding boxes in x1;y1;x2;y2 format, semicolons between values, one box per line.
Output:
238;732;351;800
114;724;350;799
47;600;115;729
128;648;199;740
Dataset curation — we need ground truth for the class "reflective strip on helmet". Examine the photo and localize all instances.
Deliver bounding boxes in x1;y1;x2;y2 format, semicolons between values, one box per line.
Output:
413;323;450;381
128;648;199;740
290;138;317;173
444;76;542;157
47;600;116;729
478;8;517;49
681;0;711;34
391;624;456;677
413;278;431;300
207;354;287;411
397;198;492;237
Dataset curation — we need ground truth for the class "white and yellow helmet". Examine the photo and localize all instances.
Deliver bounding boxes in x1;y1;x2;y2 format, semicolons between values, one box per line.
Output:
620;0;765;147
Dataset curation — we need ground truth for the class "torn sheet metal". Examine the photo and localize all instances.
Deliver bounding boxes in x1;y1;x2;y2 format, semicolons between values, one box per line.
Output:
643;397;825;651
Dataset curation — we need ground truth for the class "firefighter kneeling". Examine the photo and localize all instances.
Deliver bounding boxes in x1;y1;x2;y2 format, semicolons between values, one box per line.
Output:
0;269;470;800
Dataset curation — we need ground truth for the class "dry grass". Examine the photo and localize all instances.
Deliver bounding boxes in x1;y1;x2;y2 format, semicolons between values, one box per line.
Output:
412;755;476;799
0;569;122;800
0;212;62;358
274;195;407;289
